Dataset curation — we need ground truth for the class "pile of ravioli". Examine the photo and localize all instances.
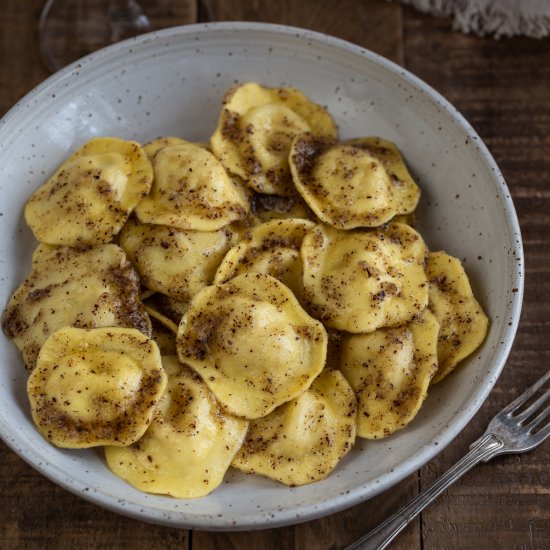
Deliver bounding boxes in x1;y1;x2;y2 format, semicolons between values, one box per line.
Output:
2;82;488;499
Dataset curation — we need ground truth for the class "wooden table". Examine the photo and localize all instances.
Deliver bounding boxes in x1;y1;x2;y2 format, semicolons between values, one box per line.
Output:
1;1;548;548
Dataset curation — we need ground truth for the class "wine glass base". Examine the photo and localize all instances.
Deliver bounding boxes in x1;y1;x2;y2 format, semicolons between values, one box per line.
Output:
39;0;196;72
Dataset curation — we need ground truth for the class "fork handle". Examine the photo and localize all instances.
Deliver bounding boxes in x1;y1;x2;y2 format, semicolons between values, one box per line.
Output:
345;434;503;550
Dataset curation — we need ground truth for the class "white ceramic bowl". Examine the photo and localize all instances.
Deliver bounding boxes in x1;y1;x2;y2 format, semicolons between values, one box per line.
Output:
0;23;523;530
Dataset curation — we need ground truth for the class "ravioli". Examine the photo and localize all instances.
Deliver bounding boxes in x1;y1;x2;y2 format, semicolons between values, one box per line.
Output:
2;80;492;499
290;134;421;230
232;368;356;486
176;272;327;419
24;137;153;246
426;251;489;383
2;243;151;372
301;222;429;333
345;137;420;215
214;218;315;302
290;133;396;228
119;216;236;302
210;82;337;196
134;138;249;231
27;327;166;448
340;309;439;439
105;357;248;498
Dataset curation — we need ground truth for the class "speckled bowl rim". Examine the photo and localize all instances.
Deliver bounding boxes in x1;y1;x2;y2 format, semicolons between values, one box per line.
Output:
0;22;523;530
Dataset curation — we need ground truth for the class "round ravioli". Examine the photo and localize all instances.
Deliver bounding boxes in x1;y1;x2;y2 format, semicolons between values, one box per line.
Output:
105;357;248;498
2;243;151;372
176;272;327;419
345;137;420;215
210;82;337;196
119;217;236;302
426;251;489;384
290;133;396;229
25;137;153;246
214;218;315;302
232;368;356;486
134;139;249;231
27;327;166;448
340;309;439;439
301;223;429;333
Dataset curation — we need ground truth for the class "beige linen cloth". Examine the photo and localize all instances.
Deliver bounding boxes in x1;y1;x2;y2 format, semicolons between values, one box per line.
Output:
391;0;550;38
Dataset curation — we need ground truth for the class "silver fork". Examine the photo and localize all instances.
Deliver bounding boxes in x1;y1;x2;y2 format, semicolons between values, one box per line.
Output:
345;369;550;550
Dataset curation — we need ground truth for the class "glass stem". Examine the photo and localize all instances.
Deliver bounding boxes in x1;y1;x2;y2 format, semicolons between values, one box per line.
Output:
108;0;151;43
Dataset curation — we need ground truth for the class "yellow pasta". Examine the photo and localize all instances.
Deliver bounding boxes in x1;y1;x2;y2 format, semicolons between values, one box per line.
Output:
105;357;248;498
135;138;250;231
2;80;490;497
27;327;166;448
232;369;356;485
211;82;337;195
301;222;429;333
2;243;151;372
176;272;327;419
340;309;439;439
25;137;153;246
214;218;315;302
120;216;236;302
426;251;489;383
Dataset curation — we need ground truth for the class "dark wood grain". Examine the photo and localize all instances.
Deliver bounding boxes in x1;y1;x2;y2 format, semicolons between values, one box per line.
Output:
1;1;549;549
1;448;189;549
0;1;49;113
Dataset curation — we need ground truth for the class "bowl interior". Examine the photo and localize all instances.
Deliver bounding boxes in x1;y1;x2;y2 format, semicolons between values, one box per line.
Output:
0;23;523;530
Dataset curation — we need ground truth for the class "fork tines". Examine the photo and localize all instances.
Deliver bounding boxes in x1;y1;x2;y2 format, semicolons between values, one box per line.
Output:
502;370;550;439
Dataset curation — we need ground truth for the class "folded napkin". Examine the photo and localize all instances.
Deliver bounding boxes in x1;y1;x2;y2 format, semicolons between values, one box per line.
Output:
391;0;550;38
